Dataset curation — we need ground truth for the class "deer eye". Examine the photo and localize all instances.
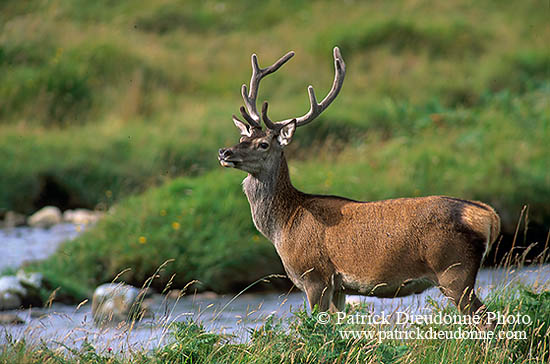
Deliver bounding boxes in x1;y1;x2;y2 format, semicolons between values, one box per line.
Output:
259;142;269;150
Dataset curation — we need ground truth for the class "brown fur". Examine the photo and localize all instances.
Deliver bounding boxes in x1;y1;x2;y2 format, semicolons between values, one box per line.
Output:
232;153;500;316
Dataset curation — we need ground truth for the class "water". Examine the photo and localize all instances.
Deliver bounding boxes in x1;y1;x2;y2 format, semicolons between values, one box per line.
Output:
0;223;83;271
1;225;549;352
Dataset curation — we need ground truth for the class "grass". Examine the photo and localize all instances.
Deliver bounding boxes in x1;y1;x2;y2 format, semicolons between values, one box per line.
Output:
1;283;549;363
0;0;548;216
27;169;286;301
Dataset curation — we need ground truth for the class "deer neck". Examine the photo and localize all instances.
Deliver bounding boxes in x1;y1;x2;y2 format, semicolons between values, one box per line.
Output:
242;153;302;244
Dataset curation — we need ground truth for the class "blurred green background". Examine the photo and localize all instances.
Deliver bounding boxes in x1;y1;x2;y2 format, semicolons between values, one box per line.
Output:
1;0;548;298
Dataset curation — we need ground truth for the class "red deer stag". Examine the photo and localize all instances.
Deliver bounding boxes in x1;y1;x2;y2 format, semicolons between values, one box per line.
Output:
218;47;500;319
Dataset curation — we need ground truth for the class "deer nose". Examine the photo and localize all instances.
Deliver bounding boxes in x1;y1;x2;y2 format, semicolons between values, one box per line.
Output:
218;148;233;159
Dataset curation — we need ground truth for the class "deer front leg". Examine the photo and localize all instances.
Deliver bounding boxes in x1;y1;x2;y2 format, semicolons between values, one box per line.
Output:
304;280;334;312
303;272;344;312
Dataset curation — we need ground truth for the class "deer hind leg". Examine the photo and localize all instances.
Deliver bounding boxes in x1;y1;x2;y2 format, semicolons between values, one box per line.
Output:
435;261;495;330
329;273;345;312
436;262;485;316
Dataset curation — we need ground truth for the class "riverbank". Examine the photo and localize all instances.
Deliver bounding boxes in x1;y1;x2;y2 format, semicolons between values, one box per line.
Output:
2;264;549;349
1;278;549;364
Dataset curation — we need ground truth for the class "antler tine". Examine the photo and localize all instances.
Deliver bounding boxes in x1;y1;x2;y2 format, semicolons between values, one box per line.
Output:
239;106;261;128
241;51;295;125
261;101;281;132
274;47;345;128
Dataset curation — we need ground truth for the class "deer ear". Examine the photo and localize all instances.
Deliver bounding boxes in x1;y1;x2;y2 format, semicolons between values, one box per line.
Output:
277;119;296;147
232;115;252;137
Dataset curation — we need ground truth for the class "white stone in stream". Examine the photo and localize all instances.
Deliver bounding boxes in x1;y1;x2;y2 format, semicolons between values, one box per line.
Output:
63;209;103;225
27;206;62;228
0;313;25;325
2;211;26;228
92;283;151;324
0;292;22;311
0;276;26;310
16;270;43;289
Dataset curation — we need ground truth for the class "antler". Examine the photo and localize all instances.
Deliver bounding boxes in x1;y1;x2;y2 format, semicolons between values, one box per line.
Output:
239;51;295;128
263;47;346;130
237;47;345;132
261;101;286;133
295;47;346;127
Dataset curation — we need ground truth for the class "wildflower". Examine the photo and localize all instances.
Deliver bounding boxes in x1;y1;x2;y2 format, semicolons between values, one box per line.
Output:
139;236;147;244
172;222;181;230
160;209;167;216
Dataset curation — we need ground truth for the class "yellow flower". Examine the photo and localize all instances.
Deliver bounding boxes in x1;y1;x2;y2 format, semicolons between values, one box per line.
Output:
138;236;147;244
172;222;181;230
52;47;63;64
160;209;167;216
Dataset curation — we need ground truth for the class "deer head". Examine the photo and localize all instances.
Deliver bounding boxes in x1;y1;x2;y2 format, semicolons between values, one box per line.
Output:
218;47;346;176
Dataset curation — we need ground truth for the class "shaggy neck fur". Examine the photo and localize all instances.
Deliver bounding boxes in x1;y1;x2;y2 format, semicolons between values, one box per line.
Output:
242;153;303;244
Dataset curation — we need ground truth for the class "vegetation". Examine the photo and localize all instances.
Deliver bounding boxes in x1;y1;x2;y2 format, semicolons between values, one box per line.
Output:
1;284;549;363
1;0;549;308
29;170;285;300
1;0;548;214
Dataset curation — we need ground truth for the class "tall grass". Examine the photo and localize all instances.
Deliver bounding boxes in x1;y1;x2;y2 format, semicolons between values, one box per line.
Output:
28;170;285;301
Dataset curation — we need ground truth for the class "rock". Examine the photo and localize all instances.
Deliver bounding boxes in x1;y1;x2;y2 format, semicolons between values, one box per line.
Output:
194;291;219;300
0;276;26;310
63;209;103;225
92;283;152;325
0;276;27;297
1;211;26;229
16;270;43;290
166;289;183;300
27;206;62;228
0;274;43;310
0;292;22;311
0;313;25;325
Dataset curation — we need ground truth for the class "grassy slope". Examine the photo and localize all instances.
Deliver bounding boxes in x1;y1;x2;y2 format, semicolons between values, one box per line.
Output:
1;0;549;294
1;0;548;213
